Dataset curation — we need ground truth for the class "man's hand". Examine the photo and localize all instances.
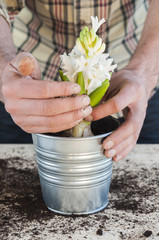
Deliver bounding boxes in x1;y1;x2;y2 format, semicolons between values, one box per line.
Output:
86;69;149;161
1;52;92;133
86;0;159;161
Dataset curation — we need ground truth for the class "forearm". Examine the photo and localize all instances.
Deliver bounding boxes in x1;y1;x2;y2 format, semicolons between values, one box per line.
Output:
126;0;159;97
0;16;16;101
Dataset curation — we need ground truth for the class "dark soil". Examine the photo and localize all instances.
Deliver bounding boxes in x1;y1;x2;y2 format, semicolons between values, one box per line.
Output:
109;166;159;214
0;155;158;239
96;228;103;236
143;230;152;237
0;158;54;221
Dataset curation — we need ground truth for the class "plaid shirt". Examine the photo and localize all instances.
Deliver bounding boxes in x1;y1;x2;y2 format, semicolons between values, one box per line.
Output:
0;0;150;83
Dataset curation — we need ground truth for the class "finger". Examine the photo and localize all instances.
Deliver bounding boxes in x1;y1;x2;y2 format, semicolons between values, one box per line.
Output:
86;83;137;121
104;134;136;160
24;119;83;134
102;104;145;157
13;106;92;133
10;52;41;79
6;95;90;116
103;116;139;148
3;78;81;99
112;143;135;162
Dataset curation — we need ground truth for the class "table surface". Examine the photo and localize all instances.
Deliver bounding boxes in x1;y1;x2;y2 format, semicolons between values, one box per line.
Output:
0;144;159;240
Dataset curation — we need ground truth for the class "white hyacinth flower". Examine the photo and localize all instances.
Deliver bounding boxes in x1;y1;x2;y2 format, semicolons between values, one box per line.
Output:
60;16;117;137
60;48;116;95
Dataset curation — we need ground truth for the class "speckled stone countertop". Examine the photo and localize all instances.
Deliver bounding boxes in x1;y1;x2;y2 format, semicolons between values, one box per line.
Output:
0;144;159;240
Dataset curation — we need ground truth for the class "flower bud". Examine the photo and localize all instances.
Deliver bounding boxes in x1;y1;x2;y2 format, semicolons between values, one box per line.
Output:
90;29;96;42
76;38;86;54
83;36;89;50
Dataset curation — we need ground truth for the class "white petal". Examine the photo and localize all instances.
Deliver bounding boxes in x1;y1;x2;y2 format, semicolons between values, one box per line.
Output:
95;42;106;55
109;64;117;72
87;77;102;95
88;48;94;58
76;39;86;55
93;38;102;52
91;16;106;33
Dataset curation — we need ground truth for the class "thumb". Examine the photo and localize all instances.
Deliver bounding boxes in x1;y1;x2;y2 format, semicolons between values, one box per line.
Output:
10;52;41;79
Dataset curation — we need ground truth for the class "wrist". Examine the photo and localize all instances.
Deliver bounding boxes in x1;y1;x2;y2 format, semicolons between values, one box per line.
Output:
125;58;158;99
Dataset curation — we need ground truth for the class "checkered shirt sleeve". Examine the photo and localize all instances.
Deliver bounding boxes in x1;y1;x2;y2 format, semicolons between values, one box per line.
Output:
0;0;10;25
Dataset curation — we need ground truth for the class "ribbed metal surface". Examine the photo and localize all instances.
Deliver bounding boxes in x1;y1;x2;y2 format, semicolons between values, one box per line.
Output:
32;133;113;215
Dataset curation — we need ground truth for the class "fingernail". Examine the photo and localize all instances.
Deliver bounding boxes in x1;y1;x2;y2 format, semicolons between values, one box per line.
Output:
104;140;114;149
107;149;116;158
83;106;92;117
114;155;121;162
18;57;35;76
82;96;90;107
73;85;81;94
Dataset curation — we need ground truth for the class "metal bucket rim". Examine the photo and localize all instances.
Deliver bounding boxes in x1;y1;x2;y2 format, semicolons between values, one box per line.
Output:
33;131;112;141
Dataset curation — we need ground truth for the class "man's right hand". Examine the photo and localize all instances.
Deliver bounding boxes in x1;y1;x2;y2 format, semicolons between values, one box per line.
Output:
1;52;92;133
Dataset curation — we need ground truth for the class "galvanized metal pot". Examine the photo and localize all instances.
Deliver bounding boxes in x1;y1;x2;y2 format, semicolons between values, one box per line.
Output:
32;117;119;215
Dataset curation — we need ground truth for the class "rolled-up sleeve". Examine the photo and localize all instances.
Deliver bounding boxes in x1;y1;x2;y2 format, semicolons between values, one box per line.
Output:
0;0;10;25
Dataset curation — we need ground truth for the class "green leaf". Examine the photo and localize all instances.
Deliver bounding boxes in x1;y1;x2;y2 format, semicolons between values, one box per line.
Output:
76;72;86;95
89;79;110;107
59;70;69;81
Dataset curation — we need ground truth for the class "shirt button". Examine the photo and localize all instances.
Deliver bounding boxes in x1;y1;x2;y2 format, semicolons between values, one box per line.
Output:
80;19;86;26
